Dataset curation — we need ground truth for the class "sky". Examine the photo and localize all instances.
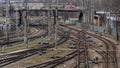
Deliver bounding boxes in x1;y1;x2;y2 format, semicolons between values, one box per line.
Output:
0;0;5;2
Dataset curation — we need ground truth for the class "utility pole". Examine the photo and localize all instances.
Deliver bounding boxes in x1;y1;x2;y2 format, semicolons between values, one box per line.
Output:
81;0;89;67
16;3;19;39
82;30;89;68
82;0;85;23
54;7;58;49
54;0;58;49
6;0;10;46
48;4;52;37
90;0;95;31
108;13;111;35
77;31;80;68
23;2;28;48
115;15;119;41
87;0;91;31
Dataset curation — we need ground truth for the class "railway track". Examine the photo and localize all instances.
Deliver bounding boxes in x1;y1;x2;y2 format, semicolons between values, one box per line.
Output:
0;25;118;68
27;26;111;68
0;27;25;40
88;44;115;68
25;25;118;68
27;50;84;68
0;27;70;67
61;25;118;68
87;32;118;68
0;25;47;45
27;27;90;68
0;28;22;37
